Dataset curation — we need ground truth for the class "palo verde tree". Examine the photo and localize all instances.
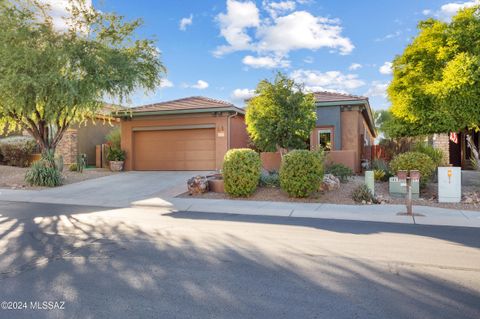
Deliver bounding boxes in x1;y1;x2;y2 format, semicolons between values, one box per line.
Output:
0;0;165;153
387;5;480;135
245;73;317;153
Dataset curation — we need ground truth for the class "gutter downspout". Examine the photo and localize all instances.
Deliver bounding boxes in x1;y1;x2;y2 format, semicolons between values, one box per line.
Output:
227;112;239;149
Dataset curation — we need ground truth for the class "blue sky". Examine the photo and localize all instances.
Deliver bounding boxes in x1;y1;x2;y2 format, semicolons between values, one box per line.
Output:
89;0;478;109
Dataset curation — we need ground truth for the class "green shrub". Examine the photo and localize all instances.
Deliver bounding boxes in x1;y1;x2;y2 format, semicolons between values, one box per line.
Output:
352;184;376;203
223;149;261;197
280;150;324;198
106;147;126;161
390;151;435;187
106;128;121;149
413;143;445;167
325;163;353;183
0;136;36;167
259;171;280;188
69;163;78;172
25;151;62;187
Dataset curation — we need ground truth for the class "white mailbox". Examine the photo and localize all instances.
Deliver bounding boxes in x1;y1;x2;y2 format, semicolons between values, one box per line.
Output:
438;167;461;203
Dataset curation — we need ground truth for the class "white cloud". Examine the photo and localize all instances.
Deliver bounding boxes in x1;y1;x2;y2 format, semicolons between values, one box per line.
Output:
214;1;354;67
348;63;362;71
231;88;256;102
290;69;365;93
263;0;296;18
303;56;314;64
257;11;354;55
365;81;388;98
242;55;290;68
188;80;209;90
379;62;393;75
375;30;402;42
179;14;193;31
424;1;479;21
159;79;174;88
213;0;260;56
422;9;432;15
38;0;93;31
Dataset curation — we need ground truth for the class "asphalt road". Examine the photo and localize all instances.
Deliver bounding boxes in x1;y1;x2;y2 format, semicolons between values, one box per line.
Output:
0;200;479;319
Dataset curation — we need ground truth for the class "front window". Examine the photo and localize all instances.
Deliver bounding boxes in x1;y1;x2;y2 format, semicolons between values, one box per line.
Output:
318;129;332;151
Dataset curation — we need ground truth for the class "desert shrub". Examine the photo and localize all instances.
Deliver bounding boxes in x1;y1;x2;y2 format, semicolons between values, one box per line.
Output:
223;149;261;197
412;142;445;167
325;163;353;183
69;163;78;171
373;169;386;181
106;147;126;161
390;151;435;187
280;150;324;198
106;128;121;149
0;136;36;167
371;159;393;181
25;150;62;187
259;171;280;188
352;184;376;203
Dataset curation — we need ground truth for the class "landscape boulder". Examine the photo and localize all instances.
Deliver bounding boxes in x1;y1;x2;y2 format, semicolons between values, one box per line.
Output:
320;174;340;191
187;175;209;195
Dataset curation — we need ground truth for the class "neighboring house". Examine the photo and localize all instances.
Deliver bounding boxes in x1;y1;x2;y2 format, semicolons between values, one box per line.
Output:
310;92;376;173
57;104;121;165
433;131;480;169
118;96;248;171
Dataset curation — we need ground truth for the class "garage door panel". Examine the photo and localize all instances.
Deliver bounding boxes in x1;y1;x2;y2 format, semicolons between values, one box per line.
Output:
133;128;216;170
184;150;216;161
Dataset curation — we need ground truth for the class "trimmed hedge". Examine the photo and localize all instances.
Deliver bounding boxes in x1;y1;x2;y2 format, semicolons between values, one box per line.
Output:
412;142;445;167
390;151;435;187
280;150;324;198
223;148;261;197
0;136;36;167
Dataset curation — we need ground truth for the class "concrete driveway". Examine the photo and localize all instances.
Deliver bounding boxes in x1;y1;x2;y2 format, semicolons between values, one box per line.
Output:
0;171;203;207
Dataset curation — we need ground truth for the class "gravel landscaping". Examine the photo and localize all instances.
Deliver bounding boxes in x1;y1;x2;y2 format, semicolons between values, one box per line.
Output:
179;175;480;211
0;165;117;189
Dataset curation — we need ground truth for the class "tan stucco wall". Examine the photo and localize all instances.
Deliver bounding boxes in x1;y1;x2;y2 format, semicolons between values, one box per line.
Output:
121;113;240;171
76;119;119;165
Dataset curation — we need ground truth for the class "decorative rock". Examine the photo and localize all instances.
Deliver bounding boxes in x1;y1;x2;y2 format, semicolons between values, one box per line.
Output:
320;174;341;191
187;175;209;195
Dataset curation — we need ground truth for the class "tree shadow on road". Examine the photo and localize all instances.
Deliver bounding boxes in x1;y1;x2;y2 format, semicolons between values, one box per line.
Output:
0;202;479;319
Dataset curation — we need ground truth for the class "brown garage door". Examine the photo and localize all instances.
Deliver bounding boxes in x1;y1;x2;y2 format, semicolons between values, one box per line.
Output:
133;128;216;170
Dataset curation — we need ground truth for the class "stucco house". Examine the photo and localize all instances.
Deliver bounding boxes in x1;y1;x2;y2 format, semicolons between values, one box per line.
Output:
119;96;248;171
118;93;375;173
57;104;121;166
310;91;376;173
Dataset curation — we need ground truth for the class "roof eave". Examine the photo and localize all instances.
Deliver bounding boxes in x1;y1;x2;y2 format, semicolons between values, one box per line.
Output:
315;99;377;137
114;106;245;118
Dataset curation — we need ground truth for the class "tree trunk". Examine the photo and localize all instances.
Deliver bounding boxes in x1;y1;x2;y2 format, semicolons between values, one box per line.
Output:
466;134;480;171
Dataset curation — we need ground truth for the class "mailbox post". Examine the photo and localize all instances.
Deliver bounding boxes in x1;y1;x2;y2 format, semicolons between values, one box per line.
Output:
397;170;420;216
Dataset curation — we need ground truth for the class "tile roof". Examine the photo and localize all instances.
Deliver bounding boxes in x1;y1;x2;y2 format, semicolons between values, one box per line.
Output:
130;96;235;113
313;91;367;103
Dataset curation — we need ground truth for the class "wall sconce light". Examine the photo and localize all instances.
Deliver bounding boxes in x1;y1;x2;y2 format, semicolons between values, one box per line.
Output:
217;125;225;137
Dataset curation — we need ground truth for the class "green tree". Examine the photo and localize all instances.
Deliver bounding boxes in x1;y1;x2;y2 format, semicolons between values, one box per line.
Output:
388;6;480;135
245;73;316;153
0;0;165;153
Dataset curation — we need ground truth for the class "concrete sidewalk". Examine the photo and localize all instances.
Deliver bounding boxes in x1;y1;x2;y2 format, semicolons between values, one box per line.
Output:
132;197;480;228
